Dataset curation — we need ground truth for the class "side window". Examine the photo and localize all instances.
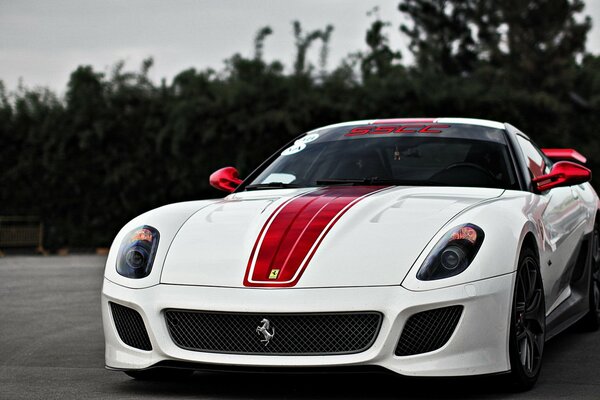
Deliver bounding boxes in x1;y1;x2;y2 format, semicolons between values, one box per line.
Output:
516;136;550;178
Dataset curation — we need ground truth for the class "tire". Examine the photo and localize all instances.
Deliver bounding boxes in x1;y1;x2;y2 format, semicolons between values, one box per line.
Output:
507;246;546;391
580;223;600;331
124;368;194;381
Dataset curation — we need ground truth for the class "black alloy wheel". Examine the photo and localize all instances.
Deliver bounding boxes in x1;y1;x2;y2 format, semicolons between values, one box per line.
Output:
592;226;600;319
508;246;545;390
581;223;600;330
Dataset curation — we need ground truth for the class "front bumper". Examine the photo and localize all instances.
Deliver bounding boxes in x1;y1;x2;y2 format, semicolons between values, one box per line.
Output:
102;272;514;377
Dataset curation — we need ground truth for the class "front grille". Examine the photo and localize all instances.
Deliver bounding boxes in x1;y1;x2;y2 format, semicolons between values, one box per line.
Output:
395;305;463;356
165;310;382;355
110;302;152;351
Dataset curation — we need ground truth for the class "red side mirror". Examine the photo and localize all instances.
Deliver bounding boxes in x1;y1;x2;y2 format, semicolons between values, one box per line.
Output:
541;148;587;164
532;161;591;191
209;167;243;193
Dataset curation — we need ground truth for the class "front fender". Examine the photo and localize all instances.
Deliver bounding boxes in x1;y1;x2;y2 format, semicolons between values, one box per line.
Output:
402;191;538;291
103;199;220;289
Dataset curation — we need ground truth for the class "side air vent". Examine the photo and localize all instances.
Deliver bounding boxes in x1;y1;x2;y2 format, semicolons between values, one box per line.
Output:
395;305;463;356
110;302;152;351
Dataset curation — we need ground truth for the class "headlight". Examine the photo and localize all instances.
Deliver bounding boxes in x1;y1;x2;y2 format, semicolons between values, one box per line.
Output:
116;226;160;278
416;224;484;281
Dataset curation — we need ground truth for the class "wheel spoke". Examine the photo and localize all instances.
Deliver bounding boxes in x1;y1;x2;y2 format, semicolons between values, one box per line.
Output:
593;283;600;312
592;228;600;314
524;289;542;319
520;331;533;372
519;336;528;367
530;330;543;358
526;333;534;372
527;265;537;302
519;266;529;299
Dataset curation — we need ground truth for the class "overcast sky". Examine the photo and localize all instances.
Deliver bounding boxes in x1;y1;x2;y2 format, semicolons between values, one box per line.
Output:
1;0;599;93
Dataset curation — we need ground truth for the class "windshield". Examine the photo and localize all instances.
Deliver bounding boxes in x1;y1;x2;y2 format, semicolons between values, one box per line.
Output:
245;123;519;190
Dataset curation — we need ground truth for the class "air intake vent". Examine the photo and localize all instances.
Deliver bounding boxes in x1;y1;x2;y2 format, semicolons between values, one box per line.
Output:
165;310;382;355
395;305;463;356
110;302;152;351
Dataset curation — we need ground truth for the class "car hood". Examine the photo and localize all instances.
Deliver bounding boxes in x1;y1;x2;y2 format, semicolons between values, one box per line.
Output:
160;186;503;288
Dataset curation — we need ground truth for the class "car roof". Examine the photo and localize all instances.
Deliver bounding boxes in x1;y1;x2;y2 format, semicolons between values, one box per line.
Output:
314;118;505;131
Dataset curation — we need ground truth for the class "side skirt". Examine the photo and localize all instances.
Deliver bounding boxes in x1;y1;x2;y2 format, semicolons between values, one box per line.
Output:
545;232;593;341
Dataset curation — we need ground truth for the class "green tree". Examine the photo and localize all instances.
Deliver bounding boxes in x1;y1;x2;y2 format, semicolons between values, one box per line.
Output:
399;0;478;75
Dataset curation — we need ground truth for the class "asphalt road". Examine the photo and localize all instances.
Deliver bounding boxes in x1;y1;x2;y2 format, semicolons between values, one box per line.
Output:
1;255;600;400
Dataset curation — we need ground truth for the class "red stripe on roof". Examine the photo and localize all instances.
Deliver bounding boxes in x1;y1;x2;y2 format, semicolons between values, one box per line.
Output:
372;118;436;124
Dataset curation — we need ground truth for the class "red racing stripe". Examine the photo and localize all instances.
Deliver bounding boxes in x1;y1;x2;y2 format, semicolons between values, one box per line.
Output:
244;186;387;287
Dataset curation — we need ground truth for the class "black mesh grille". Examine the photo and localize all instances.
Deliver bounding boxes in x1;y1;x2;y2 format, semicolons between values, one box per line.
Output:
110;302;152;351
395;305;463;356
165;310;382;355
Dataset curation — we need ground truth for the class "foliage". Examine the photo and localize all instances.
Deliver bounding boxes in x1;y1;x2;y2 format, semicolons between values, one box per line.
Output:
0;1;598;248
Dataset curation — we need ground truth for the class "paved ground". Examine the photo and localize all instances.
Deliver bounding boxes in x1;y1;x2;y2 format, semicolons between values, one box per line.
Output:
1;255;599;399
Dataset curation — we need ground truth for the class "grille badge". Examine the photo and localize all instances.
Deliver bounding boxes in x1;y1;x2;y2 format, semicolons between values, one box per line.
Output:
256;318;275;346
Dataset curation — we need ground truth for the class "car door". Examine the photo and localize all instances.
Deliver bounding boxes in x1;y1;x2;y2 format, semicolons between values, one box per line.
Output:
516;135;587;313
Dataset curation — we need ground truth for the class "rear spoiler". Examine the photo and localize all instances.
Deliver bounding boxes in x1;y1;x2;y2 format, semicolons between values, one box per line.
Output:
541;148;587;164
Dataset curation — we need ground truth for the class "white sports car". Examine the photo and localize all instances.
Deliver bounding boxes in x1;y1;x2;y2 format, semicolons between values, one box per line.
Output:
102;118;599;390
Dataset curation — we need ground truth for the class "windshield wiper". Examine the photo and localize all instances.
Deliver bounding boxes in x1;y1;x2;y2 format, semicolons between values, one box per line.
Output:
244;182;303;191
316;178;442;186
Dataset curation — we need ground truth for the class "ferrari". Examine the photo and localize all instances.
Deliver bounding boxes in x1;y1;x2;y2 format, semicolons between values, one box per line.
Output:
102;118;600;390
